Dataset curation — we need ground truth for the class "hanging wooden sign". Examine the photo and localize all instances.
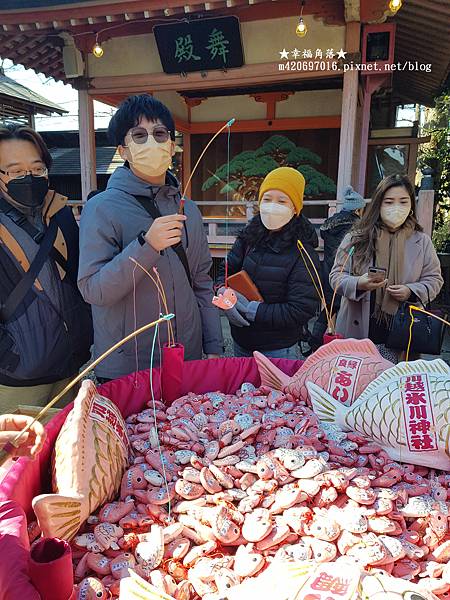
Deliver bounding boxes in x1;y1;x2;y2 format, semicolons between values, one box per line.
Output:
154;16;244;75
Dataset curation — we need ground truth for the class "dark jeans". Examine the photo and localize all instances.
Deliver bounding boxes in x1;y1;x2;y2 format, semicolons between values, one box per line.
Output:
234;342;298;359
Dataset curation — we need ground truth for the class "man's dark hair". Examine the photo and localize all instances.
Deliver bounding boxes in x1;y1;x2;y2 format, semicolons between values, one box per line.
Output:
0;122;52;169
108;94;176;146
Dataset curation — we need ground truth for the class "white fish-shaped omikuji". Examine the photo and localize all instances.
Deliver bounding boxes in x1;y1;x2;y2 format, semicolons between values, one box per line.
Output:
307;360;450;471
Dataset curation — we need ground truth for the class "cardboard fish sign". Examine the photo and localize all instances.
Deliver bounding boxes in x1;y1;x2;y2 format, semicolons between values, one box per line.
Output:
255;339;393;406
211;559;439;600
308;359;450;471
33;380;130;541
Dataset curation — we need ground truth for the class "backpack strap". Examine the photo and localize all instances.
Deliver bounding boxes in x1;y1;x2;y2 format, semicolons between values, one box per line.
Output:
0;197;69;273
0;218;58;322
133;194;192;288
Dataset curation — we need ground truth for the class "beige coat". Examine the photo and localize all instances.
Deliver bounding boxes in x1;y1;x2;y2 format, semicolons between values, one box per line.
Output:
330;231;444;339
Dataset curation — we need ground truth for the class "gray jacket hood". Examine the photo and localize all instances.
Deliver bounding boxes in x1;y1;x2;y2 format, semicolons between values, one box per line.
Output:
107;165;180;198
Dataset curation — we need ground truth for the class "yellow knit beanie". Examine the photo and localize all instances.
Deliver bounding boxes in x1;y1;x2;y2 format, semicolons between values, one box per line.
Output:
258;167;305;216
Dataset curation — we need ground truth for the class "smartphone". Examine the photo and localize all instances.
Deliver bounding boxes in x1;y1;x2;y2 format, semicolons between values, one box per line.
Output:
368;267;387;282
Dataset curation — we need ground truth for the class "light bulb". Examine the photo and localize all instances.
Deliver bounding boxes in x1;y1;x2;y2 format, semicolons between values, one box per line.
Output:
296;17;307;37
92;42;104;58
389;0;402;13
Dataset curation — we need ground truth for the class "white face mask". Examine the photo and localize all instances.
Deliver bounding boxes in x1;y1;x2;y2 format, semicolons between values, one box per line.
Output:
380;204;411;229
127;137;173;177
260;202;295;230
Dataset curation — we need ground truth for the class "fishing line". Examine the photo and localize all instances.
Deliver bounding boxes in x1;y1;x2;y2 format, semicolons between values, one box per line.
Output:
225;124;231;286
329;246;354;323
0;314;174;466
129;258;174;345
149;321;172;520
181;118;236;202
132;262;139;387
406;305;414;362
409;305;450;329
406;304;450;362
297;240;332;330
154;266;174;347
298;245;325;314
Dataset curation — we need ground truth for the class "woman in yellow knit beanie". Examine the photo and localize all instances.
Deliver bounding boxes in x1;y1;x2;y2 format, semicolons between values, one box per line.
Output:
218;166;320;359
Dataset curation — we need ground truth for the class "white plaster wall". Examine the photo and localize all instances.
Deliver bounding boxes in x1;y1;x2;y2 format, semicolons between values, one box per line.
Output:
276;90;343;118
153;90;189;120
190;95;266;121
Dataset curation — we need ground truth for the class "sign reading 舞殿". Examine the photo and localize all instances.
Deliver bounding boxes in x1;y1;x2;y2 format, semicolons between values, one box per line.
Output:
154;16;244;75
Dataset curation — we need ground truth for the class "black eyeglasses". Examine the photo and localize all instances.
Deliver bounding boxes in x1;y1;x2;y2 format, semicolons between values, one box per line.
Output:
0;166;48;179
127;126;171;145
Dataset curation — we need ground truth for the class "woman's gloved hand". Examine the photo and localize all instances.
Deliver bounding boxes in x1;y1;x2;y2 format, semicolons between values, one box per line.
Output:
217;287;250;327
232;290;261;322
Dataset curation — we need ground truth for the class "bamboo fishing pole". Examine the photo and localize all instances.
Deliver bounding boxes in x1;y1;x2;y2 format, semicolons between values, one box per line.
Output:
0;313;174;467
179;118;235;213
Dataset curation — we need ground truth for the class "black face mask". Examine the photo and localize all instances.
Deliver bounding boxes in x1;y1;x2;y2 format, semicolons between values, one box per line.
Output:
6;175;49;211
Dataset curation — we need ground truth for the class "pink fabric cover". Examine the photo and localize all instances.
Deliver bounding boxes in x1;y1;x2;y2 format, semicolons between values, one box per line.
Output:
323;332;344;345
161;343;185;406
0;356;302;598
29;537;74;600
0;500;40;600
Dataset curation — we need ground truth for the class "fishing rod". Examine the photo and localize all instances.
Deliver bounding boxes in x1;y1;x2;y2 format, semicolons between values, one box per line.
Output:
0;314;175;467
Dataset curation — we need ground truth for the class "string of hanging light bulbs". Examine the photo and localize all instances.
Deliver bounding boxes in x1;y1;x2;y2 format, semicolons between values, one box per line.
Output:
90;0;404;56
293;0;402;38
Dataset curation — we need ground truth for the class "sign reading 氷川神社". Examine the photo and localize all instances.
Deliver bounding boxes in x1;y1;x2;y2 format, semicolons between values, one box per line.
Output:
154;16;244;75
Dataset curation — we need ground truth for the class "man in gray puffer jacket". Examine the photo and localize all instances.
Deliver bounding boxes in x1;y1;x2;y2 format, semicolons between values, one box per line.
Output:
78;95;223;381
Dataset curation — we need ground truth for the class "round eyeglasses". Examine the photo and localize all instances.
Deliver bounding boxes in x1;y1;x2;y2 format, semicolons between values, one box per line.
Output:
0;166;48;179
127;126;171;145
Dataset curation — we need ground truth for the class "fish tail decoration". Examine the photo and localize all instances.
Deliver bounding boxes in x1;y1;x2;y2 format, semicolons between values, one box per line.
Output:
253;351;291;391
119;570;175;599
306;382;349;429
32;493;82;542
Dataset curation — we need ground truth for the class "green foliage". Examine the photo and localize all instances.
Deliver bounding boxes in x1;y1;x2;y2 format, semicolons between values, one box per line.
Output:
432;218;450;253
202;134;337;198
418;93;450;227
260;134;296;154
286;147;321;166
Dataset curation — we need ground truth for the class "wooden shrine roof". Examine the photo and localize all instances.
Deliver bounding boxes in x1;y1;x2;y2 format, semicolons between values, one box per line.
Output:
0;0;448;105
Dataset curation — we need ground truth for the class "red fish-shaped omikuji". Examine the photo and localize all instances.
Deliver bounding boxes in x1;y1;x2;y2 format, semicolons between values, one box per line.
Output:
254;338;393;407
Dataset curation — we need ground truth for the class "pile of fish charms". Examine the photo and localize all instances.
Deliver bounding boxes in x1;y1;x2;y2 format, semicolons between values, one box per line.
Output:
69;380;450;600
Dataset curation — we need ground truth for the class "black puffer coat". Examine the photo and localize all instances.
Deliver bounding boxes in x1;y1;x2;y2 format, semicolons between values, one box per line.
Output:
224;215;320;352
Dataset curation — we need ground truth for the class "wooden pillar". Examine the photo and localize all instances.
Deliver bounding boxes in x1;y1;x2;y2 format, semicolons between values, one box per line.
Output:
356;75;389;195
78;87;97;201
416;190;434;237
336;21;360;206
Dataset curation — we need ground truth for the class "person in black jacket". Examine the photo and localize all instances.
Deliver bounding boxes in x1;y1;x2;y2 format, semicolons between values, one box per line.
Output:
309;185;365;350
0;124;92;408
219;167;320;359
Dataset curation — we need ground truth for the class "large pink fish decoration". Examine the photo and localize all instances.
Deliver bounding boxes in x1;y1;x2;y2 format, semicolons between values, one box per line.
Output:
255;339;393;406
33;380;130;541
308;359;450;471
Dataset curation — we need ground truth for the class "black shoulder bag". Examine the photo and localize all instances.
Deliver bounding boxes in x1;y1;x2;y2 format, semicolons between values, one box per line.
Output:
0;198;69;275
134;194;192;287
0;218;58;322
385;285;447;355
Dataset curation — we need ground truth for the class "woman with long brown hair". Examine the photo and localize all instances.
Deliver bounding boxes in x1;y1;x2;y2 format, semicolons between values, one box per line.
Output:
329;174;443;361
